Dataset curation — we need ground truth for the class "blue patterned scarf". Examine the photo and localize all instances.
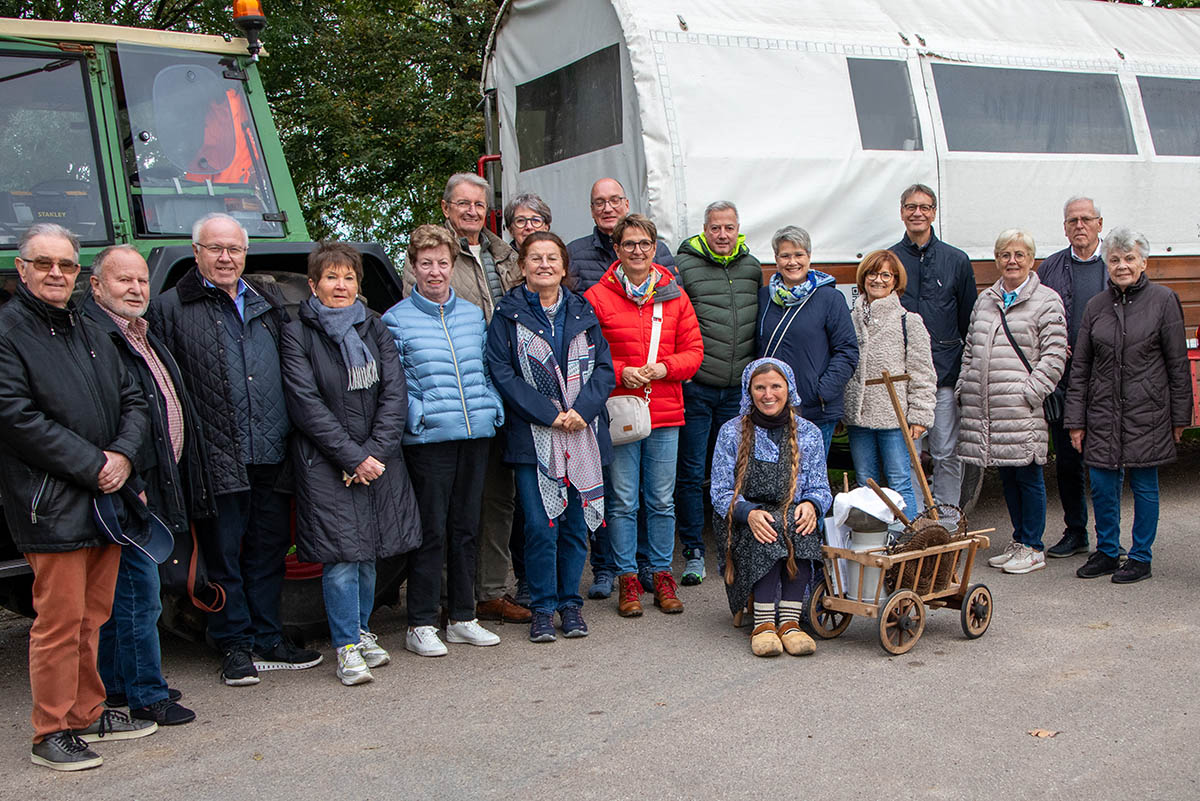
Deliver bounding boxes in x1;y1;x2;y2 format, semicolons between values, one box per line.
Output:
770;271;822;307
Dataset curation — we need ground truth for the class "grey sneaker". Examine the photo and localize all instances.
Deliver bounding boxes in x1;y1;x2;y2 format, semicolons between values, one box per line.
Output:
73;708;157;743
31;731;102;771
336;644;373;686
358;630;390;668
681;551;706;586
587;569;615;599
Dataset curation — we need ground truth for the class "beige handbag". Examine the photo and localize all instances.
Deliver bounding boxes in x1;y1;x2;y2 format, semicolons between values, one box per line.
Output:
607;301;663;446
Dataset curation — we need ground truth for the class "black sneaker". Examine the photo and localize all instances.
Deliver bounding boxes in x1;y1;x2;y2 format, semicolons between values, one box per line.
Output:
73;708;157;742
1112;558;1151;584
253;638;323;671
107;687;182;708
222;648;261;686
31;731;102;771
1076;551;1120;579
1047;530;1089;558
131;699;196;726
559;606;589;638
529;611;556;643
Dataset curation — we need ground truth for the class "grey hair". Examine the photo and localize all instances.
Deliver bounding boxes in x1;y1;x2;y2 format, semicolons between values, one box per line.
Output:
772;225;812;256
1063;196;1101;219
91;244;141;280
503;193;552;230
1101;227;1149;262
900;183;937;208
703;200;738;225
191;213;249;247
994;229;1036;259
19;223;79;261
443;172;491;207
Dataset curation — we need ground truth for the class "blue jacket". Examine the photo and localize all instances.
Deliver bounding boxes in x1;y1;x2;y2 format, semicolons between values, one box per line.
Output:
382;288;503;445
566;226;676;291
890;230;977;387
485;286;615;466
756;277;858;426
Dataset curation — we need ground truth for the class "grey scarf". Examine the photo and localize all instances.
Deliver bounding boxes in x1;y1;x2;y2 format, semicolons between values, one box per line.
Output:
307;296;378;390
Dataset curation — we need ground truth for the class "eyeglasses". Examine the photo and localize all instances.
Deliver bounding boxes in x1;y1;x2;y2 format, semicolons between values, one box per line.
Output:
1065;216;1099;226
451;200;487;212
902;203;935;214
591;196;627;211
620;240;654;253
20;256;80;275
512;215;545;229
196;243;247;257
867;272;895;282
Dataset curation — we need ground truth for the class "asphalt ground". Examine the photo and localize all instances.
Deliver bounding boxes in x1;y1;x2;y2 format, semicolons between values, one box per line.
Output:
1;454;1198;800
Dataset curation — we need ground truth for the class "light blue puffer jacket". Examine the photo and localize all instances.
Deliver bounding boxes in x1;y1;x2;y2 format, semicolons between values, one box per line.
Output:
382;288;503;445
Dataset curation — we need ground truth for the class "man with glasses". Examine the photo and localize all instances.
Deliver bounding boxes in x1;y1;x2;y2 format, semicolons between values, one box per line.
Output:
1036;196;1108;559
566;178;676;291
0;223;155;769
149;212;321;687
890;183;977;509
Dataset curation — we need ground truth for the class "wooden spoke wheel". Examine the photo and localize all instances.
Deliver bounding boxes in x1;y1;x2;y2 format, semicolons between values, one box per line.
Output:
878;589;926;655
959;583;993;639
806;582;853;639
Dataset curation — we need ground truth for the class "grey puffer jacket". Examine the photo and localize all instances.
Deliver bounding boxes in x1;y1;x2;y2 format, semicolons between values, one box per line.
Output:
843;293;936;431
956;274;1067;467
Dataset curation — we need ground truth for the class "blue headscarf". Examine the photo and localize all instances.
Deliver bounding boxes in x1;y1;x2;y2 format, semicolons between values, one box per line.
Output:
738;357;804;415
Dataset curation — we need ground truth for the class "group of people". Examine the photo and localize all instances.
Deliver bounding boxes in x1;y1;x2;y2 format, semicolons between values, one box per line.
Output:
1;172;1190;772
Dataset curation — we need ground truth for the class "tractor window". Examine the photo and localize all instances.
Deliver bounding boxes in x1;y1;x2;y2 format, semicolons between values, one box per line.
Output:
1137;76;1200;157
0;52;112;249
847;58;924;151
114;43;283;237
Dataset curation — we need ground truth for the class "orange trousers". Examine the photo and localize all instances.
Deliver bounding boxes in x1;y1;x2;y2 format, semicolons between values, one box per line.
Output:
25;545;120;743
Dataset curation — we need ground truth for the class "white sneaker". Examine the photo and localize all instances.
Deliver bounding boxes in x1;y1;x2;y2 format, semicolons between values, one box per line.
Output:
988;540;1023;568
1002;545;1046;574
336;644;373;686
358;630;390;668
445;618;501;647
405;625;448;657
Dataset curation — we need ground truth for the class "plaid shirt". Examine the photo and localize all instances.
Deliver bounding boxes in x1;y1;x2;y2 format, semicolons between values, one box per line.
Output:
103;307;185;463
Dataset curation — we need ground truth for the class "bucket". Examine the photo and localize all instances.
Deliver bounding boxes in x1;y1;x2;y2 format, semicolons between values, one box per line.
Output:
838;525;896;602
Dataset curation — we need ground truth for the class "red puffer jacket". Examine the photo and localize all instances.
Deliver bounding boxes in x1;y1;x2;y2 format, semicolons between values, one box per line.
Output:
585;262;704;428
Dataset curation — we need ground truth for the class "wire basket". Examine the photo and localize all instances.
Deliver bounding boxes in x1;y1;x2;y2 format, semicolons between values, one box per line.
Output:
886;504;969;594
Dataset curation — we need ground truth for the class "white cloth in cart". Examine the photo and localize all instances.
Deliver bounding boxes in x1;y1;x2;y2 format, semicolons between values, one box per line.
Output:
826;486;905;594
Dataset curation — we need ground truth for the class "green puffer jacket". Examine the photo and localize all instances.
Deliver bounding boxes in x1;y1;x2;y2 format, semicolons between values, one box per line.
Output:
675;234;762;387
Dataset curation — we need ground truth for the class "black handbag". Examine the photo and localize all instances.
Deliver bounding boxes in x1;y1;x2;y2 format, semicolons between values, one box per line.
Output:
998;308;1063;424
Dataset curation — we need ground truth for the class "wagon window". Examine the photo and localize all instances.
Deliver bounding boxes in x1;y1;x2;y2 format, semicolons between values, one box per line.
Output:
515;44;622;171
1137;76;1200;157
932;64;1136;154
847;58;923;151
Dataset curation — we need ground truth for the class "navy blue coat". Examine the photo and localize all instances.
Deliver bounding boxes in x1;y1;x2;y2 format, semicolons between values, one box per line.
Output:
485;286;616;467
566;226;676;291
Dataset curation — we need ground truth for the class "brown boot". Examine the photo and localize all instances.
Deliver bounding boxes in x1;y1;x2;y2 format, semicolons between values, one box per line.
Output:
617;573;643;617
750;622;783;657
476;594;532;623
651;571;683;614
777;620;816;656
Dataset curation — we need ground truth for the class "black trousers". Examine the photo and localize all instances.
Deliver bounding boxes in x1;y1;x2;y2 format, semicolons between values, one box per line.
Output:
1049;416;1089;539
403;438;490;626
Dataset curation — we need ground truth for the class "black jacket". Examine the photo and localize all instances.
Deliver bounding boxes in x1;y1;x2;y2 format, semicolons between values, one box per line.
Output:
1064;275;1192;470
891;230;977;387
148;268;290;495
566;226;676;291
82;295;216;533
280;301;421;564
0;283;148;552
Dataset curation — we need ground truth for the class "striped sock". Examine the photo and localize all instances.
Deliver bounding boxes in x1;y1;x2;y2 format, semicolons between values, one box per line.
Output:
779;600;803;624
753;602;776;628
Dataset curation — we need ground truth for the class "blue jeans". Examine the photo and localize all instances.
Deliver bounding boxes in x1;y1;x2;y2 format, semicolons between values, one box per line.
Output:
322;561;376;649
97;545;168;709
1090;466;1159;563
514;465;588;613
589;469;649;575
676;382;743;557
998;463;1046;551
848;426;918;518
816;421;837;459
609;427;680;574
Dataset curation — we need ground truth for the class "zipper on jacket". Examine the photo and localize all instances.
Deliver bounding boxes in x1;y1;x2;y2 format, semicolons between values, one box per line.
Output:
439;304;473;437
30;473;49;523
727;274;737;386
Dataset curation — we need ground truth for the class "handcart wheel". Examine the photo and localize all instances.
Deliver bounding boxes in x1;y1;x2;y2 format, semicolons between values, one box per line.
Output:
806;583;852;639
878;589;926;655
959;583;993;639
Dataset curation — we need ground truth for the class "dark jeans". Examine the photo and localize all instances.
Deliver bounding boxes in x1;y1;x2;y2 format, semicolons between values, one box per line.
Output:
676;381;742;557
514;464;588;613
199;463;290;652
998;463;1046;551
1049;418;1089;539
510;489;526;583
403;438;490;626
97;545;168;709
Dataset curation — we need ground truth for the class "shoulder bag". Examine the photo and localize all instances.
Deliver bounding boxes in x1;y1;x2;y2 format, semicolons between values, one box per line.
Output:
607;301;663;446
998;308;1063;424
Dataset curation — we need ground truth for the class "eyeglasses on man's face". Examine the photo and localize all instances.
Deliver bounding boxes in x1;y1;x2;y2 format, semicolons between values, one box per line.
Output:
451;200;487;212
19;256;80;275
591;196;627;211
196;243;247;257
902;203;934;214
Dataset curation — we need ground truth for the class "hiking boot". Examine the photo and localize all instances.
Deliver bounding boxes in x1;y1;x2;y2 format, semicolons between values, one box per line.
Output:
1112;558;1152;584
777;620;816;656
405;625;447;657
652;570;684;613
617;573;643;617
1002;545;1046;575
1047;530;1089;558
31;731;102;772
221;649;260;686
680;549;706;586
587;569;615;599
358;630;390;668
559;606;589;638
107;687;181;708
476;595;532;623
514;578;532;608
445;618;501;646
529;611;556;643
253;638;323;671
1076;550;1120;579
988;540;1022;568
130;699;195;726
750;622;783;657
73;708;157;743
336;643;373;686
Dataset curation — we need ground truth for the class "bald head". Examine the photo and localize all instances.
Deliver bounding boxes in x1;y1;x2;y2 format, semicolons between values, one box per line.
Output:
590;177;630;235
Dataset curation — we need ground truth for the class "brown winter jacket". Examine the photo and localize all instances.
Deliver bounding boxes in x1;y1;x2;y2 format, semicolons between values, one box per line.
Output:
1063;274;1192;469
